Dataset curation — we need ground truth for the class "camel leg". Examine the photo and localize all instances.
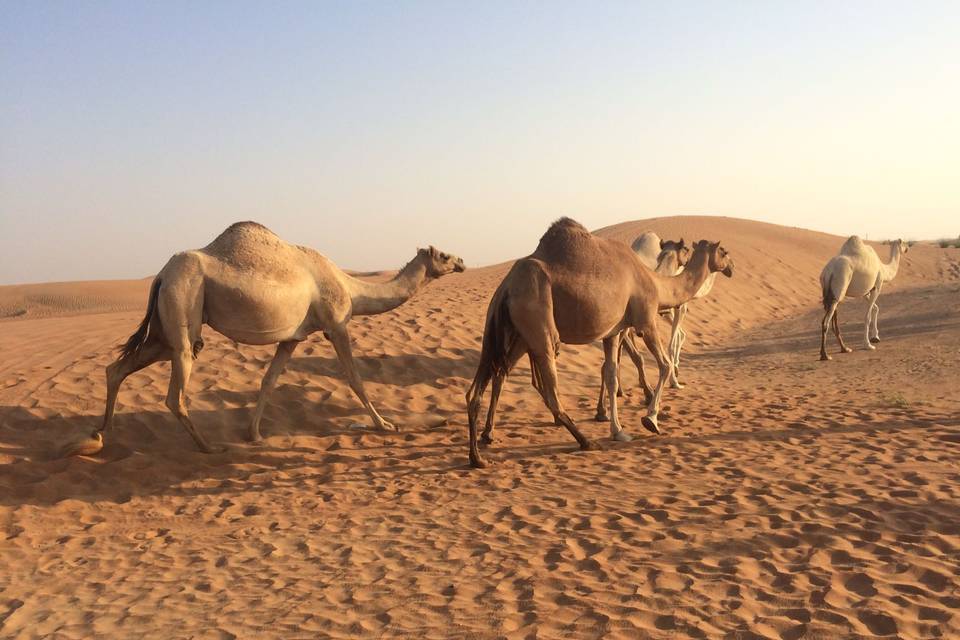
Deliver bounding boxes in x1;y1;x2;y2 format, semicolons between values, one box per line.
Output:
869;303;880;343
327;326;395;431
615;333;624;398
466;359;494;469
869;282;883;344
603;335;632;442
621;330;653;404
596;330;630;422
820;302;840;361
832;309;852;354
595;370;608;422
531;351;597;452
863;286;881;350
248;340;298;442
480;338;527;446
102;338;170;432
638;322;671;435
166;349;221;453
598;329;651;422
672;305;688;374
531;353;563;426
593;334;622;422
667;306;685;389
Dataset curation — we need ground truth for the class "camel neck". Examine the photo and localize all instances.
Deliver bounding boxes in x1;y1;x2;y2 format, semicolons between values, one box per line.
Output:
880;244;902;282
655;251;682;276
347;260;430;316
653;250;711;309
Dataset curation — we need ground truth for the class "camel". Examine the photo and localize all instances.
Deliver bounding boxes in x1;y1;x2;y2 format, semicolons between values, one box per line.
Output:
593;235;689;421
101;221;465;453
632;231;731;390
663;265;721;386
819;236;907;360
465;218;733;468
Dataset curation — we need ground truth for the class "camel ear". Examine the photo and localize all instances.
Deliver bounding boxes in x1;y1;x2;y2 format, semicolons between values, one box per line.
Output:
659;239;666;250
417;247;428;256
429;245;439;257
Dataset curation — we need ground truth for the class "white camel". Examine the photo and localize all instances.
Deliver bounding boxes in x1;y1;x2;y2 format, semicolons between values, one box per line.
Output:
663;268;720;387
819;236;908;360
101;221;465;452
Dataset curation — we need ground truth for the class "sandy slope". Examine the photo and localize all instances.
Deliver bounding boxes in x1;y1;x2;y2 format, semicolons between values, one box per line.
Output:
1;217;959;639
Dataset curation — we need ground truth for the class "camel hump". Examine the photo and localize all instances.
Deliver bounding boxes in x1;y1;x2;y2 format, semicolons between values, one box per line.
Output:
535;217;595;259
631;232;661;253
215;221;278;240
201;221;304;277
204;221;282;250
839;235;865;255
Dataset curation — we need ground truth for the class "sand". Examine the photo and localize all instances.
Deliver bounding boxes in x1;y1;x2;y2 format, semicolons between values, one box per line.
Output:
1;216;958;639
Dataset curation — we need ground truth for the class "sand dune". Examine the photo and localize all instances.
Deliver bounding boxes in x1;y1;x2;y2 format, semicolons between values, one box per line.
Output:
1;217;958;638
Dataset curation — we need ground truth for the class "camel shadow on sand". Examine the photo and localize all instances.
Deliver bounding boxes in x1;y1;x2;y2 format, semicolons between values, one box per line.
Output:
1;398;957;509
284;349;480;389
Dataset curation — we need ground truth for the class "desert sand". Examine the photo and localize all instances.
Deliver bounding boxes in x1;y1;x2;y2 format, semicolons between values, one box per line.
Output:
1;216;958;639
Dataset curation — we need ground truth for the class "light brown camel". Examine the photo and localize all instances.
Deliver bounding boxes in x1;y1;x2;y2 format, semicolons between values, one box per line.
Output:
819;237;907;360
465;218;733;468
101;221;465;453
594;238;689;422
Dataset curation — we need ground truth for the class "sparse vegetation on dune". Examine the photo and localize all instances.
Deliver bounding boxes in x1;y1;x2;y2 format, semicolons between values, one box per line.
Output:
937;235;960;249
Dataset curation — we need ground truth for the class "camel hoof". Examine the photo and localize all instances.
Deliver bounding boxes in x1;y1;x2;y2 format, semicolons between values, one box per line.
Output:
553;417;564;427
246;432;262;443
841;347;853;354
670;382;684;390
479;434;494;447
870;337;880;344
203;445;228;455
616;389;624;398
641;416;661;435
865;344;876;351
612;430;633;442
820;354;832;361
594;413;609;423
579;440;602;452
59;431;104;458
470;456;487;469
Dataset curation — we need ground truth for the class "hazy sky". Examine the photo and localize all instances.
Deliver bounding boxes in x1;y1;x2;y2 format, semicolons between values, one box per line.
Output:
2;1;958;284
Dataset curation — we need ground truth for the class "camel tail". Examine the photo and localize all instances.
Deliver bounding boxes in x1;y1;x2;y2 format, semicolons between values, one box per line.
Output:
467;285;517;398
119;277;161;360
821;272;835;312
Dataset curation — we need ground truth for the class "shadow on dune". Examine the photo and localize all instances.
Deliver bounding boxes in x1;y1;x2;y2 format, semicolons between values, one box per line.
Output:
3;397;957;508
285;350;480;388
0;401;463;508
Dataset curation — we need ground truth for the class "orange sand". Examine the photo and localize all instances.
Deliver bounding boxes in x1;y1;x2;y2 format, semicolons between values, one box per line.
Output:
1;217;958;638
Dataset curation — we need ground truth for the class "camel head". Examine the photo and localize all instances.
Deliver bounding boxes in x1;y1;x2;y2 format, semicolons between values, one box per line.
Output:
885;239;909;255
417;246;466;277
692;240;734;277
659;238;691;267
